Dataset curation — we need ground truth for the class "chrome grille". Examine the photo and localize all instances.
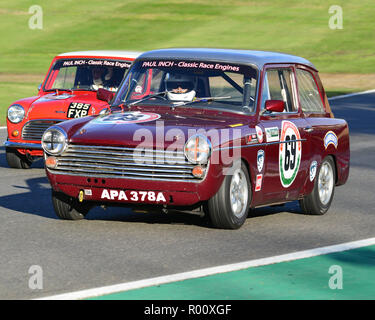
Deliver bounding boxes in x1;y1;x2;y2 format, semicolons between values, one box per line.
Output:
22;120;62;141
50;144;207;182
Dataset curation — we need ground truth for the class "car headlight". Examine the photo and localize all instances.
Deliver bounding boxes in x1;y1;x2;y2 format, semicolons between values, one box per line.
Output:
184;134;211;164
7;104;25;123
42;126;67;155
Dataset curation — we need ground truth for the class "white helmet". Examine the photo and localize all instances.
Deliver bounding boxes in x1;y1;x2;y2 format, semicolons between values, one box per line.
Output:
165;73;197;102
167;89;196;102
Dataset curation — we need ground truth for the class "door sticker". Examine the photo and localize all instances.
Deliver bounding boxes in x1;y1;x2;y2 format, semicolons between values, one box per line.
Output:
255;174;263;192
279;121;302;188
257;150;265;172
310;161;318;182
324;131;338;149
265;127;279;142
246;133;258;144
255;125;263;143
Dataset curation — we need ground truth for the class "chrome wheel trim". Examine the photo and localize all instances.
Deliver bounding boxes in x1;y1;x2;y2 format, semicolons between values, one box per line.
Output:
229;168;249;218
318;161;334;206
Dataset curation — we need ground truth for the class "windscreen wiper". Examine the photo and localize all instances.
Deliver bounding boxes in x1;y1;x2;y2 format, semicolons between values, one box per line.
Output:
107;91;169;114
44;88;73;93
174;96;232;107
126;91;169;106
44;87;95;93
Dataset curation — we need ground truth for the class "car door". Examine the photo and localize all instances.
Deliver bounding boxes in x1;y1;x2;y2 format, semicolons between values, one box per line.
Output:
256;65;312;205
294;66;340;193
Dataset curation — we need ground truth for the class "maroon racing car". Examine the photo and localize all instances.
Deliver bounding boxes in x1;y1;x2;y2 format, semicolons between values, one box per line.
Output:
42;48;350;229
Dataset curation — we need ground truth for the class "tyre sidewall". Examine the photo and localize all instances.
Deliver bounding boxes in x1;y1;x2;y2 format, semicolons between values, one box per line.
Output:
306;156;336;215
208;161;251;229
52;191;88;220
6;148;32;169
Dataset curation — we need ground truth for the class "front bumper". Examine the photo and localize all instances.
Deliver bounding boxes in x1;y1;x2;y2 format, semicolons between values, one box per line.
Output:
4;140;42;150
46;164;225;207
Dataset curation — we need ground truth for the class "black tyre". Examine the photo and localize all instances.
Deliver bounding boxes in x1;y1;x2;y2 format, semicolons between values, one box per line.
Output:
206;161;251;229
52;191;91;220
6;147;32;169
299;156;336;215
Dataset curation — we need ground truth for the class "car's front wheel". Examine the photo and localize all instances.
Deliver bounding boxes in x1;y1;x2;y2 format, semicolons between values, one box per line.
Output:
299;156;336;215
52;191;91;220
206;161;251;229
6;148;32;169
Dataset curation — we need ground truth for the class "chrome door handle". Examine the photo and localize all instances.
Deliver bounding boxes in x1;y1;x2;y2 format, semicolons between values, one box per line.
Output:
304;126;314;133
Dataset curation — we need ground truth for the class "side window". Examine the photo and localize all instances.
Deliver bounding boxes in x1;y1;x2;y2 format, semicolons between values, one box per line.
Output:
131;69;162;98
296;69;325;113
209;72;243;102
260;68;297;112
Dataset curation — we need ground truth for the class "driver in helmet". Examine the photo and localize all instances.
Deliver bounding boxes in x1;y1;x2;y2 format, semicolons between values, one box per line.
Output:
165;73;197;102
91;67;117;91
91;67;105;90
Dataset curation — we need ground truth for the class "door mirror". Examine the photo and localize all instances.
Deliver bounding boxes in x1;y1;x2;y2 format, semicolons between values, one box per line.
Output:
38;83;42;91
265;99;285;113
97;88;115;103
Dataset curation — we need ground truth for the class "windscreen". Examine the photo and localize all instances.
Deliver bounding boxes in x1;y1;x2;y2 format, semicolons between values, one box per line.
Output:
43;58;132;92
114;59;258;113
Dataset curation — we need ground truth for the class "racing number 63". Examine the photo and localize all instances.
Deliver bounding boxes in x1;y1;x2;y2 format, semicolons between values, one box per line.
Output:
284;134;297;172
279;121;302;188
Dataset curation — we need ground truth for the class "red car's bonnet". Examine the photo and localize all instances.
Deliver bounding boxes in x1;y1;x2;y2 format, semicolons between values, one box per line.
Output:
25;91;108;121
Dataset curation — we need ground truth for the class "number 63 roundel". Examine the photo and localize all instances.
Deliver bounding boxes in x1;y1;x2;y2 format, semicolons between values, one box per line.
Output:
279;121;302;188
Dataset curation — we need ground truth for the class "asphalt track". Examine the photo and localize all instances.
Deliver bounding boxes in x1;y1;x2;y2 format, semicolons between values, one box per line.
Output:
0;92;374;300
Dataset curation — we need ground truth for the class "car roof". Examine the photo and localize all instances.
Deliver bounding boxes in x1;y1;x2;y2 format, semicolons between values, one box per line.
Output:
56;50;142;60
138;48;316;70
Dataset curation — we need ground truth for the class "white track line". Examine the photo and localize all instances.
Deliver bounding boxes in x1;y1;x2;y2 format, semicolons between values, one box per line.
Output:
36;237;375;300
328;89;375;101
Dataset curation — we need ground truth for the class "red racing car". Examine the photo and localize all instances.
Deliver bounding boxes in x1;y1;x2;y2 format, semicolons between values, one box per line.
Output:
4;50;141;168
41;48;350;229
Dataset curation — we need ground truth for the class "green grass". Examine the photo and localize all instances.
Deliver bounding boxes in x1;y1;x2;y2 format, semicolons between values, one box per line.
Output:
1;0;374;125
0;81;40;126
1;0;375;74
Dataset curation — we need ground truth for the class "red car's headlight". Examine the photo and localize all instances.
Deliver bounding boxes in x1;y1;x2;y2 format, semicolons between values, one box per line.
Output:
7;104;25;124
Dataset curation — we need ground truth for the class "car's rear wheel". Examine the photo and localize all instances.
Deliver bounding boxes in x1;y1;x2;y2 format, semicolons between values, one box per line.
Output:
206;161;251;229
299;156;336;215
6;147;32;169
52;191;91;220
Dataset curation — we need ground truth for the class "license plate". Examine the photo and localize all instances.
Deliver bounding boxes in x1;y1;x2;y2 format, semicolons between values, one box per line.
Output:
100;189;167;203
67;102;91;118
